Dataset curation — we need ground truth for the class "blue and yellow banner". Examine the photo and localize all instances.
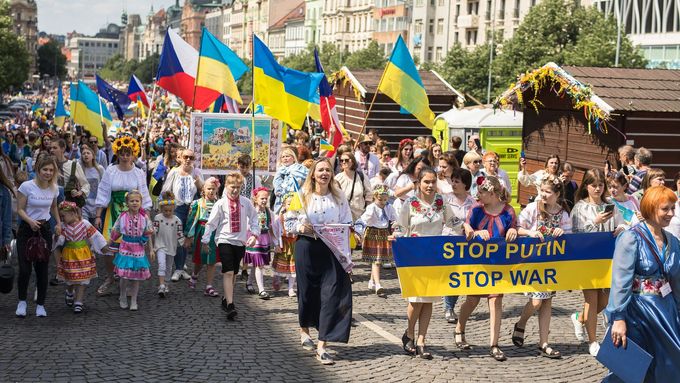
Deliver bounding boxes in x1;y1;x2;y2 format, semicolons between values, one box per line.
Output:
54;84;68;128
70;81;112;145
393;233;616;297
378;35;435;129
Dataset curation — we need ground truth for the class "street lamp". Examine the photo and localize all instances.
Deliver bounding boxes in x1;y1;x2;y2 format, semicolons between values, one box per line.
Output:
486;0;497;104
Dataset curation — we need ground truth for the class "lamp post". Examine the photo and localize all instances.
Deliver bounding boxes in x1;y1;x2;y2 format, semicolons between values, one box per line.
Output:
486;0;497;104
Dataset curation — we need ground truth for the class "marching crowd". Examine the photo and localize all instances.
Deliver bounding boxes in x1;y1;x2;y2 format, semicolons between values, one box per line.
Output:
1;89;680;380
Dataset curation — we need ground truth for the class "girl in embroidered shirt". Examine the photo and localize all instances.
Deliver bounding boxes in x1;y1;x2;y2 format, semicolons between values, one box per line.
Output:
244;187;275;300
360;184;396;297
456;175;518;362
56;201;108;313
108;189;155;311
186;177;221;297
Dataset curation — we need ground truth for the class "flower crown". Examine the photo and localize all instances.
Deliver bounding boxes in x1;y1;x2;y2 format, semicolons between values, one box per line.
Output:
158;198;176;207
399;138;413;147
372;184;390;197
113;136;141;156
205;176;221;189
58;200;79;212
252;186;270;198
476;176;495;192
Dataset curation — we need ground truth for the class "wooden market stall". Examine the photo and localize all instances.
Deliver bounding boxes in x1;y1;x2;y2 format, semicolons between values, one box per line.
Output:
495;62;680;205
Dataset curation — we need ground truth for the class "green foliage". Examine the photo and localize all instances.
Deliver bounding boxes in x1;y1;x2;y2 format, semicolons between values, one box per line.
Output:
437;43;501;105
37;40;67;78
99;53;159;83
237;57;252;95
136;53;160;83
279;42;346;73
0;0;30;92
344;40;386;70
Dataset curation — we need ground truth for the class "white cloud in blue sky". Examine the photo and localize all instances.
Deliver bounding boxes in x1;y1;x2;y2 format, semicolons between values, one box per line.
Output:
36;0;178;36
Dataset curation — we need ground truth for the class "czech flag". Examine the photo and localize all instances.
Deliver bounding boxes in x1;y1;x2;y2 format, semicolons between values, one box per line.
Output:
253;35;324;130
54;84;68;128
70;81;112;145
314;48;345;157
194;28;248;111
127;74;152;108
377;35;434;129
156;28;198;108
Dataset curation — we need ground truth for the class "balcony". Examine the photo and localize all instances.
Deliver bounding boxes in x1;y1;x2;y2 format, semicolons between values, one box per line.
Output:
457;14;479;28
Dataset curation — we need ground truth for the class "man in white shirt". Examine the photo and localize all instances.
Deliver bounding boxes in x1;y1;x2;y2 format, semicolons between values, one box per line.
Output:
354;135;380;179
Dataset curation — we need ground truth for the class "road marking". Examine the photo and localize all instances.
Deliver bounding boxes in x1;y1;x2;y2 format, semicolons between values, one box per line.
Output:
353;313;402;345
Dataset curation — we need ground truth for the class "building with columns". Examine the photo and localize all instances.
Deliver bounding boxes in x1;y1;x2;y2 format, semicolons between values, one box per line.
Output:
269;2;305;59
321;0;375;53
10;0;39;74
304;0;323;46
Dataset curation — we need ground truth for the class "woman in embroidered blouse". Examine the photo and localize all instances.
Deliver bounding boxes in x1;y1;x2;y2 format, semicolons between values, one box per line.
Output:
514;176;572;358
393;167;455;360
518;154;563;197
570;168;626;356
335;152;372;221
273;148;309;214
605;186;680;382
286;158;353;366
389;138;414;173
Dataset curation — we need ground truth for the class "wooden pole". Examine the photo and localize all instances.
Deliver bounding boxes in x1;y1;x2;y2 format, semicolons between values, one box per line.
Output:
352;66;388;152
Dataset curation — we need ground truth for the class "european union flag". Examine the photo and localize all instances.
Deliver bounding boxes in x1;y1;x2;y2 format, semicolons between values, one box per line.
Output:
95;74;130;120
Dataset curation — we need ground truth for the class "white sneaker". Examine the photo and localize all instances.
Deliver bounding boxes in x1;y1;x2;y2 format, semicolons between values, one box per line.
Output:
170;270;181;282
35;305;47;317
368;279;375;290
130;301;138;311
119;296;128;309
16;301;27;317
589;341;600;356
383;262;394;269
571;312;586;342
180;270;191;280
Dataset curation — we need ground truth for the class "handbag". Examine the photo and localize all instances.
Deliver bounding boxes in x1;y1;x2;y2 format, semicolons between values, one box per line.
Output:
25;230;50;263
64;161;86;208
0;242;14;294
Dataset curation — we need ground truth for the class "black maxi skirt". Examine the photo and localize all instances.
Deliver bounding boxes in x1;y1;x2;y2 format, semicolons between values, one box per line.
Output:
295;236;352;343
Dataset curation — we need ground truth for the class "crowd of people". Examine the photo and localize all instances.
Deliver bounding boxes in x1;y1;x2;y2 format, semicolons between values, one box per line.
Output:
1;87;679;378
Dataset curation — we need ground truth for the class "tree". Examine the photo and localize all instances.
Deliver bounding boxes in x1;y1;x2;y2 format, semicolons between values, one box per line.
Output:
280;42;344;73
437;43;501;105
237;57;252;96
37;40;67;78
136;53;160;83
99;54;131;81
0;1;30;93
345;41;387;70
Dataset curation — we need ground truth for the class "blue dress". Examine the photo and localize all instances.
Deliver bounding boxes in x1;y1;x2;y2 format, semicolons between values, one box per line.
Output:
604;223;680;382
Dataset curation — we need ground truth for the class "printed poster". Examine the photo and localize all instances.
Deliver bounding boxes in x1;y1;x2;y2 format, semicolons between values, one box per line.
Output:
314;224;354;272
190;113;281;176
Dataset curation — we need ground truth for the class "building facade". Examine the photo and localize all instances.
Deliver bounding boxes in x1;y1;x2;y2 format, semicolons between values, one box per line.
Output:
373;0;411;55
140;8;167;60
268;1;305;59
305;0;323;46
205;6;231;42
66;35;121;80
321;0;375;53
120;13;143;62
10;0;39;74
592;0;680;69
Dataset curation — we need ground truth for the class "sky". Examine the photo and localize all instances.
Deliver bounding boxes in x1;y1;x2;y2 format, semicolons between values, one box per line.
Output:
36;0;179;36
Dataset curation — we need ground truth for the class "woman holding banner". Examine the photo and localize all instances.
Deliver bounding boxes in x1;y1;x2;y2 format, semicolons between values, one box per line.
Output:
393;167;455;360
287;158;353;366
605;186;680;382
94;137;152;296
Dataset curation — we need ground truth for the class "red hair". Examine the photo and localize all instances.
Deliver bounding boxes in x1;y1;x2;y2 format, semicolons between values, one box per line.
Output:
640;186;677;221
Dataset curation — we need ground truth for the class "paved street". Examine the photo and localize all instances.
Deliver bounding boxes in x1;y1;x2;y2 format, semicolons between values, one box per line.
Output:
0;253;608;382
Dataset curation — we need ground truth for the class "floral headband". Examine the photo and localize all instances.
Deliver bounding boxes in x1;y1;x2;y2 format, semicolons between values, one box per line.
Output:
205;176;221;189
372;184;390;197
58;200;79;212
476;176;495;193
113;136;141;156
252;186;270;198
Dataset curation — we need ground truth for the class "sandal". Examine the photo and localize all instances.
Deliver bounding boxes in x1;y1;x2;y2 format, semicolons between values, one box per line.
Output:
512;322;525;347
490;345;507;361
539;344;562;359
188;276;197;289
258;291;271;300
246;283;256;294
416;345;433;360
64;291;75;307
96;279;113;297
204;286;218;297
73;303;84;314
401;331;416;355
454;331;472;350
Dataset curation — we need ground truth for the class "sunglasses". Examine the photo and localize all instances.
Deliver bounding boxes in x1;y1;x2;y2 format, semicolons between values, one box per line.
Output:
183;155;195;160
340;158;351;163
89;140;98;144
473;160;482;164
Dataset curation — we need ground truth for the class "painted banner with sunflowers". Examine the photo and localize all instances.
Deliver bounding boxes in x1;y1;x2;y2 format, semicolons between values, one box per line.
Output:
392;232;616;296
189;113;281;176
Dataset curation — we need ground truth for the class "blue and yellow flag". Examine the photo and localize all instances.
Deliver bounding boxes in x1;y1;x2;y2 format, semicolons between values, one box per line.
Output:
194;28;248;110
378;35;435;128
70;81;112;145
253;35;324;130
54;84;68;128
319;138;334;152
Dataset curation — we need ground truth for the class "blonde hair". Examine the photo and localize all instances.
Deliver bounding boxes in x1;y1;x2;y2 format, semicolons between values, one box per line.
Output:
302;158;343;207
225;172;244;186
463;151;482;166
279;148;298;166
34;155;60;186
478;175;509;203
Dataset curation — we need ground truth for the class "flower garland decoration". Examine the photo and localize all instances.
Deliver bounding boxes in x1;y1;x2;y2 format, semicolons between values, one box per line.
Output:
113;136;141;156
476;176;495;193
494;62;611;134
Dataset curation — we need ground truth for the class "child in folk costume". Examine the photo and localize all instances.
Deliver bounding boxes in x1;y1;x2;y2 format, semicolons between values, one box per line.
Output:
271;193;297;297
186;177;221;297
202;173;259;321
56;201;108;314
360;184;396;297
153;192;185;298
109;189;155;311
244;187;275;300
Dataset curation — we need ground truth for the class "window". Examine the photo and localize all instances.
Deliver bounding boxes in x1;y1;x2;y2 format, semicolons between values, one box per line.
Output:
427;46;433;61
437;18;444;34
346;18;350;32
416;0;424;6
438;0;446;5
466;29;478;45
456;4;460;16
436;46;443;61
468;1;479;15
428;18;434;33
499;0;505;18
414;19;423;33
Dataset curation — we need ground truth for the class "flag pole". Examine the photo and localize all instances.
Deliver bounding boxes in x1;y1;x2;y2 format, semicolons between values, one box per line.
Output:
352;68;386;152
250;33;256;192
191;28;205;112
144;81;158;182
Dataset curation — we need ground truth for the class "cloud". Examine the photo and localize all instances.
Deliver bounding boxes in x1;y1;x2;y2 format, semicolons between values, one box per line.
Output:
36;0;178;36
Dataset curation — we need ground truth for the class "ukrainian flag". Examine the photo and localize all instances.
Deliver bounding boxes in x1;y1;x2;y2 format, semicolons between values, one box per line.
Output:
70;81;112;145
319;138;334;152
54;84;68;128
253;35;324;130
194;28;248;110
378;36;435;129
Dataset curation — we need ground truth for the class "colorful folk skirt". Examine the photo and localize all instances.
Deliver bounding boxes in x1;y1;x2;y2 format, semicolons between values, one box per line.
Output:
113;235;151;280
244;231;271;267
272;236;296;277
191;220;219;265
57;240;97;284
361;227;392;263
